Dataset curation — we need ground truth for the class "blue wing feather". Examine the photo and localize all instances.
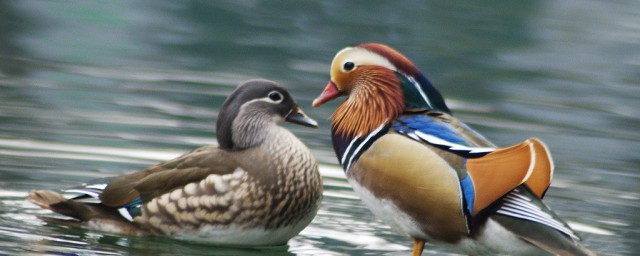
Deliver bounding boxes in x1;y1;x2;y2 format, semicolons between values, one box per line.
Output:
392;115;494;158
394;115;467;144
460;175;475;215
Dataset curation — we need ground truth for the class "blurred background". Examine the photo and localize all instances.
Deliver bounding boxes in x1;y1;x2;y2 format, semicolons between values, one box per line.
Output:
0;1;638;255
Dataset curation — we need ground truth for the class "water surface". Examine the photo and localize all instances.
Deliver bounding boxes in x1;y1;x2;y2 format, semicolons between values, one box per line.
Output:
0;1;638;255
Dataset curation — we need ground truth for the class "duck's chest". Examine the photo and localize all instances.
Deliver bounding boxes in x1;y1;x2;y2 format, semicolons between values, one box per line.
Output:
234;135;324;222
254;132;322;200
249;137;323;227
336;132;469;242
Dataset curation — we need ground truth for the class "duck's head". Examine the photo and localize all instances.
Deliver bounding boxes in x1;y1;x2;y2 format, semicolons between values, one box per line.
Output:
217;79;317;150
312;43;450;138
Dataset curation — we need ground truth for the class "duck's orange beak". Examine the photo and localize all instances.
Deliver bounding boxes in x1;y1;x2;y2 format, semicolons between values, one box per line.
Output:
312;81;341;107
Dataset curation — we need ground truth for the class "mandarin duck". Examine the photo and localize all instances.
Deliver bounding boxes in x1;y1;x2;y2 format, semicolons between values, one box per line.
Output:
28;79;323;246
312;43;595;256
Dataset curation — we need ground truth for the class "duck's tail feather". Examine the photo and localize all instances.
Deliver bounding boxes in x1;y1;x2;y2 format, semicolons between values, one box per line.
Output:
27;190;145;235
28;190;105;221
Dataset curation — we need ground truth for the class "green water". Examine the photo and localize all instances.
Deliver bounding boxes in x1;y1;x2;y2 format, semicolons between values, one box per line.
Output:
0;1;638;255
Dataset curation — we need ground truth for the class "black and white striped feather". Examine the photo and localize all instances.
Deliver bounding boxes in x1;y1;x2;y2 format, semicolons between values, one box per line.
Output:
63;181;141;222
497;188;580;240
334;123;388;173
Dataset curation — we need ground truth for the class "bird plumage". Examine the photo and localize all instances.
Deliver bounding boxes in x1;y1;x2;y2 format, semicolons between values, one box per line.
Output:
28;79;322;246
313;43;595;255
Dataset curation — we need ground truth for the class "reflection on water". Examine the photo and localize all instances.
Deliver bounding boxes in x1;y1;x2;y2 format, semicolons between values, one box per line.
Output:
0;1;638;255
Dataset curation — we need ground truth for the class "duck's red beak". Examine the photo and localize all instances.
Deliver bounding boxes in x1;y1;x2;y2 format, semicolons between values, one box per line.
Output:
312;81;341;108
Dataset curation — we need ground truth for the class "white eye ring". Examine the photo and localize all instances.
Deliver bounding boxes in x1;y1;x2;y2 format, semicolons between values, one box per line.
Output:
267;91;284;103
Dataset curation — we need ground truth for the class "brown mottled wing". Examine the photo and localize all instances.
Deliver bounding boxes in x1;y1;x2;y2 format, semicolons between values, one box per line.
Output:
99;167;163;207
100;145;238;206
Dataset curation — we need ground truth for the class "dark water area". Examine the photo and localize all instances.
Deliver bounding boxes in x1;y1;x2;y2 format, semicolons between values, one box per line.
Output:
0;1;638;255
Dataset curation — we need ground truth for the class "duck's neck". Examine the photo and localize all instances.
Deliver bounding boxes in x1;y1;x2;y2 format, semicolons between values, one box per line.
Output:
331;72;404;140
229;111;275;150
330;70;403;172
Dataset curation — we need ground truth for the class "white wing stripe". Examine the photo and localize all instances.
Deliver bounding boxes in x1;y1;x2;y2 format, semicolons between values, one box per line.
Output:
414;131;495;154
498;193;579;240
497;208;576;239
118;208;134;222
65;189;100;198
498;206;561;230
504;196;554;219
407;133;420;141
86;184;107;190
509;191;532;202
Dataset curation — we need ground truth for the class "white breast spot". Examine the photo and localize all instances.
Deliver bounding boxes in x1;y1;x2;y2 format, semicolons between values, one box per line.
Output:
188;197;200;208
232;168;245;179
170;189;183;200
211;175;229;193
178;197;187;210
158;193;170;206
146;199;159;213
184;183;198;195
165;202;177;214
200;196;213;208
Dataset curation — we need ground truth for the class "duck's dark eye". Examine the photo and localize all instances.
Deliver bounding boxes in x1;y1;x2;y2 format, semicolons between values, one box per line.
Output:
343;61;355;71
268;91;283;102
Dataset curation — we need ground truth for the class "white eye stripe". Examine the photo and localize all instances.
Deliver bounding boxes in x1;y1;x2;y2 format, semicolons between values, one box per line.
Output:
333;47;397;73
243;97;280;105
242;93;285;106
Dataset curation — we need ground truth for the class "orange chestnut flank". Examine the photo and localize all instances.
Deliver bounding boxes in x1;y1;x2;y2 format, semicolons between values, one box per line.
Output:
313;43;596;256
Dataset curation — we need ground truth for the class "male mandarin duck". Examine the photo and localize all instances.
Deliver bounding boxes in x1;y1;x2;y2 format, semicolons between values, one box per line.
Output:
28;79;323;246
312;43;595;256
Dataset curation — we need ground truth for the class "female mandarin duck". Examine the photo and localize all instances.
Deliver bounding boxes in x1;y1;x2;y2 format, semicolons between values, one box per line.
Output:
28;79;322;246
312;43;595;255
